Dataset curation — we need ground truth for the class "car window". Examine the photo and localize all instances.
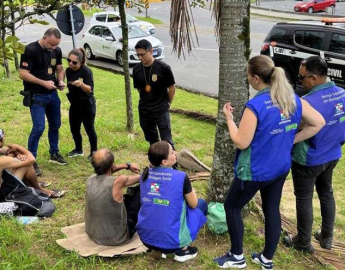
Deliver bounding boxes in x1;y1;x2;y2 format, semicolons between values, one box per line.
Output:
297;30;325;50
329;33;345;54
89;26;102;37
266;27;289;43
294;30;304;45
95;15;106;22
112;25;148;39
108;14;120;23
102;27;114;38
126;13;138;23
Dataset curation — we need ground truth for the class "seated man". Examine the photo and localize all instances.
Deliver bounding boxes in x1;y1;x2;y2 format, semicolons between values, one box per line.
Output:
0;128;64;199
85;148;140;246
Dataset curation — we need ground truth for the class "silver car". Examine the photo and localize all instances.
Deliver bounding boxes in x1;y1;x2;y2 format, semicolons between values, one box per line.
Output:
82;23;164;67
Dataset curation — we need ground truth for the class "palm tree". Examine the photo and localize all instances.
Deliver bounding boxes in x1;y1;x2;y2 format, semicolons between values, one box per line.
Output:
170;0;250;201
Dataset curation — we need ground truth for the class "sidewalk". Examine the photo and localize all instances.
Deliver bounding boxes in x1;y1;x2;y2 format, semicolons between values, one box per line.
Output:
251;6;343;21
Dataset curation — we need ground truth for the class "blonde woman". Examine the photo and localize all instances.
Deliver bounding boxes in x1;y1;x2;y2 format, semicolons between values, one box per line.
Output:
214;55;325;270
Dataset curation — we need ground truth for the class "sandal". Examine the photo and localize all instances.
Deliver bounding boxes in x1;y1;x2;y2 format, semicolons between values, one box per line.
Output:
49;190;66;199
39;181;51;188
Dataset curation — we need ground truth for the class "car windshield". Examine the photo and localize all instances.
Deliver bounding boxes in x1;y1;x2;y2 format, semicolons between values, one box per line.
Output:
112;25;148;39
126;13;138;23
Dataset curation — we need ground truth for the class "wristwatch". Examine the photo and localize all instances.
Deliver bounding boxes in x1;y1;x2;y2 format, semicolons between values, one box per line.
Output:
126;162;131;170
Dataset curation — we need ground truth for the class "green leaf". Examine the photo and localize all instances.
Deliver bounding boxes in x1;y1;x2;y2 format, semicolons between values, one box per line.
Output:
36;20;49;25
5;36;19;44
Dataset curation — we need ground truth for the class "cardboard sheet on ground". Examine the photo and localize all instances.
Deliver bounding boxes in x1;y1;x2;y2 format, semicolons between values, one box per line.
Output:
56;223;148;257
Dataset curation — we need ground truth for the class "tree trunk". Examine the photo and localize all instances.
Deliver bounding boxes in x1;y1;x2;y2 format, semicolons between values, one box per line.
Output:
118;0;134;132
0;0;11;78
9;0;19;70
207;0;250;202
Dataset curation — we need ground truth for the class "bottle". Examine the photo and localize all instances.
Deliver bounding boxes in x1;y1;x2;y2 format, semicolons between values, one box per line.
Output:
16;216;39;225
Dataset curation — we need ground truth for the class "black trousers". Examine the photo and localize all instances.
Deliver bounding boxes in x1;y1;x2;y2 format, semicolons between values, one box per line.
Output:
69;106;97;153
124;185;141;239
139;110;174;149
291;160;338;245
224;172;288;260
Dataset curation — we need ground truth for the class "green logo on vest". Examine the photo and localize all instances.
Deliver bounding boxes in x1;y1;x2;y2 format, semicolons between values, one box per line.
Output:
285;123;297;132
340;116;345;123
153;198;170;206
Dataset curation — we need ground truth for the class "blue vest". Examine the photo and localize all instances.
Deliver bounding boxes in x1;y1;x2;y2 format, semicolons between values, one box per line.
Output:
136;167;206;249
235;88;302;181
293;82;345;166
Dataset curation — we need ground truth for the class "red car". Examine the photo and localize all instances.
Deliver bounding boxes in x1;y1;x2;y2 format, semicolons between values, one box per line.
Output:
294;0;336;13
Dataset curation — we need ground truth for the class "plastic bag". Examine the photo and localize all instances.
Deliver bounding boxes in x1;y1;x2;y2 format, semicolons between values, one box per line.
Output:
207;202;228;234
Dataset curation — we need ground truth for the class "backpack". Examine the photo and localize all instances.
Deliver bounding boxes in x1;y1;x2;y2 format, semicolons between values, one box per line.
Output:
6;187;55;217
0;170;55;217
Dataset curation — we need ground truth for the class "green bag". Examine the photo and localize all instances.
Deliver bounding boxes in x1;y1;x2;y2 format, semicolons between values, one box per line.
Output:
207;202;228;234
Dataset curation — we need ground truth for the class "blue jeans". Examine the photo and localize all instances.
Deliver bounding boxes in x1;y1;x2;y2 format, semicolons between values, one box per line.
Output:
197;198;208;216
28;91;61;157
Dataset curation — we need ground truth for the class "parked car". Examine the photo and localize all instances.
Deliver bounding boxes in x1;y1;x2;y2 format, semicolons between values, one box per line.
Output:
89;11;155;35
260;22;345;96
82;23;164;66
294;0;336;13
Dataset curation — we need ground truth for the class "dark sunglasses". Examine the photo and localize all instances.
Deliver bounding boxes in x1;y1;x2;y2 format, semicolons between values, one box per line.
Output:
298;74;315;81
67;58;79;65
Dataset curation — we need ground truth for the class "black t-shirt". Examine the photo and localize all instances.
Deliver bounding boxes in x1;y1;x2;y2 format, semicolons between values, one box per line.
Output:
66;65;95;112
133;60;175;115
183;175;193;195
20;41;62;95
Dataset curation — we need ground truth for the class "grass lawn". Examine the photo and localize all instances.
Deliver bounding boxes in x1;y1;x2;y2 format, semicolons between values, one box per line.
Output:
0;62;341;269
135;16;163;25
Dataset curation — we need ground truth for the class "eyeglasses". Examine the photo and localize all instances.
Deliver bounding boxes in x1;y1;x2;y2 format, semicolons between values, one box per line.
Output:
67;58;79;65
136;51;149;58
298;74;315;81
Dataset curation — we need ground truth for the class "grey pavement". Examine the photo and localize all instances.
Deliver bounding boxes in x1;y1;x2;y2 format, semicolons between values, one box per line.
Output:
254;0;345;16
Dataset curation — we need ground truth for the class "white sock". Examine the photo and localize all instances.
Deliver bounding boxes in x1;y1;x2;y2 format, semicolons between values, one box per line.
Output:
261;254;272;263
233;254;244;260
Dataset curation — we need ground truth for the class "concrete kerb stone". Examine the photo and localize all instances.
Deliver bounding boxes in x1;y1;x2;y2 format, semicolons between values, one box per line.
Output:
72;58;218;99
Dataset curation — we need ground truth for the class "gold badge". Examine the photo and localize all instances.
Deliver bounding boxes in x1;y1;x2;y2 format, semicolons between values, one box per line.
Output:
78;78;84;83
152;74;157;82
51;58;56;66
47;68;53;75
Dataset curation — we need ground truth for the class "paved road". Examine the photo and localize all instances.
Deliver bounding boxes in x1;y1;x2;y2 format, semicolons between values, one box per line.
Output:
16;2;276;97
256;0;345;16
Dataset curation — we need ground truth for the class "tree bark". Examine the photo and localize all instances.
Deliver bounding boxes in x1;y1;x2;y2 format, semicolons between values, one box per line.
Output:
9;0;19;70
207;0;250;202
0;0;11;78
118;0;134;132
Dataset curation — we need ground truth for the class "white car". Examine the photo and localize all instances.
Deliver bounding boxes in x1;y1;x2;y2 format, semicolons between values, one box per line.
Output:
82;23;165;66
89;11;155;35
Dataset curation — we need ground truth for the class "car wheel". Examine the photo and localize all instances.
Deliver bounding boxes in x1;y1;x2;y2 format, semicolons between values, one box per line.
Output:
308;7;314;13
116;51;124;67
84;44;95;60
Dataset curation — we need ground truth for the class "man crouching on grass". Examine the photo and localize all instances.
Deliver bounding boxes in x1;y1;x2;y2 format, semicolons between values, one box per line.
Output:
0;128;65;199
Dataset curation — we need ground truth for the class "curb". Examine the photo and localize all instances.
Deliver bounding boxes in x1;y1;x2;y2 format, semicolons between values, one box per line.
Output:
84;60;217;99
251;6;343;18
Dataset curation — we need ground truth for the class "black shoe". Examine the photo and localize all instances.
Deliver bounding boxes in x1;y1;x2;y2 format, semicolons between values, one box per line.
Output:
33;162;42;176
314;229;333;250
68;149;84;158
174;246;198;262
49;153;67;165
283;234;314;253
